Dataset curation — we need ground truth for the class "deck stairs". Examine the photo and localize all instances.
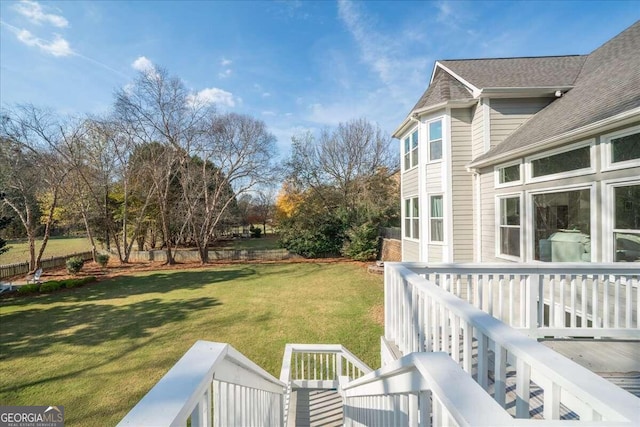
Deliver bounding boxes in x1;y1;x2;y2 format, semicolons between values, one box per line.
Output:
118;262;639;426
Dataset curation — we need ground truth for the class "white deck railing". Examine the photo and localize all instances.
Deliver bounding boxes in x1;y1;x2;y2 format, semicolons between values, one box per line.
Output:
279;344;372;425
118;341;285;427
384;263;640;423
394;263;639;338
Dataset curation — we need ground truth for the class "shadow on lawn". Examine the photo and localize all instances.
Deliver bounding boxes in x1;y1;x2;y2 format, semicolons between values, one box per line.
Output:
1;267;257;307
0;296;221;360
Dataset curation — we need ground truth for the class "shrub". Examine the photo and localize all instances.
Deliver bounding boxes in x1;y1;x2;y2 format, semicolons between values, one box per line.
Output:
341;222;380;261
17;283;40;294
96;253;110;268
279;219;345;258
40;281;62;293
250;227;262;238
66;256;84;275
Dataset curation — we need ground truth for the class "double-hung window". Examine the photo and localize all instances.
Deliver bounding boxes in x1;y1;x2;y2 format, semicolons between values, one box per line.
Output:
613;184;640;262
498;196;521;258
404;197;419;239
429;195;443;242
403;130;419;170
428;120;442;161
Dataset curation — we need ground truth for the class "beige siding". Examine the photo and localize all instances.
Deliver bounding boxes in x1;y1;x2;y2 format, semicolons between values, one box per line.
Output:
480;170;500;262
471;102;485;159
428;245;443;262
489;98;553;148
451;108;474;261
402;239;419;261
402;168;419;197
425;163;443;192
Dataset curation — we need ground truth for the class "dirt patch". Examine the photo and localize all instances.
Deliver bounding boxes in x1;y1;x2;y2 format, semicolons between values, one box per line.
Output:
369;304;384;326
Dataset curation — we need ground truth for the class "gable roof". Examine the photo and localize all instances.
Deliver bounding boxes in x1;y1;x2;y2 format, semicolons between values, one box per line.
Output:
411;68;473;111
472;20;640;166
438;56;587;90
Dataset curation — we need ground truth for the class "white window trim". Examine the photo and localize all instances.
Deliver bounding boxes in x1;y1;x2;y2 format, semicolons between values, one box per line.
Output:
495;192;524;262
601;124;640;172
426;117;444;164
601;177;640;262
402;126;419;172
494;160;523;188
403;196;419;242
524;139;596;184
525;182;596;263
428;193;445;245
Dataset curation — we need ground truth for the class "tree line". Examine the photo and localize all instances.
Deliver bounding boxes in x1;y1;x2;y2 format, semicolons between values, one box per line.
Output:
0;66;278;269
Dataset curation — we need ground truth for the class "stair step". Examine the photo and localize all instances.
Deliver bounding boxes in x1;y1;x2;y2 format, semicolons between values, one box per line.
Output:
292;388;343;427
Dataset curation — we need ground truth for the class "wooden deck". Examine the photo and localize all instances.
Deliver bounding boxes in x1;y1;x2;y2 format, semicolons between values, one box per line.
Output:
288;389;343;427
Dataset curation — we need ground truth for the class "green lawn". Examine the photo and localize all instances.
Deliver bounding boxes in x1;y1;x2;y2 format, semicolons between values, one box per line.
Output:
0;237;93;265
0;262;383;426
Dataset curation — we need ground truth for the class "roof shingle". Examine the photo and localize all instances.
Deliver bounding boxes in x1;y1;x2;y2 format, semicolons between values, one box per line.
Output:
439;55;587;89
411;69;473;111
474;20;640;163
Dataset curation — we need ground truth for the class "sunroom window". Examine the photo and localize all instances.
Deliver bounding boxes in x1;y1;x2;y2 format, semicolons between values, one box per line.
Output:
533;189;591;262
531;145;591;178
612;131;640;163
614;184;640;262
498;164;520;185
498;197;520;258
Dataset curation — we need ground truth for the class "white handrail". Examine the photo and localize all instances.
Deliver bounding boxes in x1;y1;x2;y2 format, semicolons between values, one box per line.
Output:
118;340;285;427
279;344;372;426
384;263;640;423
396;262;639;338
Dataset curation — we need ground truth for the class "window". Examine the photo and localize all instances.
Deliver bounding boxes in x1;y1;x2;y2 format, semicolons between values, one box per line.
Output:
428;120;442;161
533;189;591;262
498;196;520;258
404;197;419;239
496;162;522;187
614;184;640;262
531;145;591;178
429;195;443;242
612;131;640;163
403;130;419;170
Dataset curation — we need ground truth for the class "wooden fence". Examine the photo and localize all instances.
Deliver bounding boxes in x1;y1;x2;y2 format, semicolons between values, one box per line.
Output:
124;248;295;263
0;251;94;280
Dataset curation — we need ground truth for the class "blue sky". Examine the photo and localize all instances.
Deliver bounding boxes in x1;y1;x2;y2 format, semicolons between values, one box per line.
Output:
1;1;638;156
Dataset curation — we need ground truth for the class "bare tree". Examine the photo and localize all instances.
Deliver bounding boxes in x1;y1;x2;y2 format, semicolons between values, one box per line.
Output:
113;66;207;264
0;105;72;271
180;113;277;263
287;118;397;221
250;188;276;234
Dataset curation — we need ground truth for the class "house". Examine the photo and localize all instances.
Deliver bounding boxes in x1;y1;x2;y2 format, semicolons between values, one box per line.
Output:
393;21;640;264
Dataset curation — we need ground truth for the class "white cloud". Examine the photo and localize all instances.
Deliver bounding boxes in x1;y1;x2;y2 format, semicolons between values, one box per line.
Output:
14;1;68;28
188;87;236;108
262;92;271;97
262;111;276;116
218;68;232;78
131;55;155;72
337;0;430;103
15;28;73;56
221;57;232;67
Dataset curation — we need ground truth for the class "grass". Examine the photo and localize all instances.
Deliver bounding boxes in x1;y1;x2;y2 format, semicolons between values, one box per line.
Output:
0;237;93;265
0;262;383;426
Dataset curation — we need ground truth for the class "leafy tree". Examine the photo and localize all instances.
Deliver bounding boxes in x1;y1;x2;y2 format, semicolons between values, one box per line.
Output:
279;118;399;258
